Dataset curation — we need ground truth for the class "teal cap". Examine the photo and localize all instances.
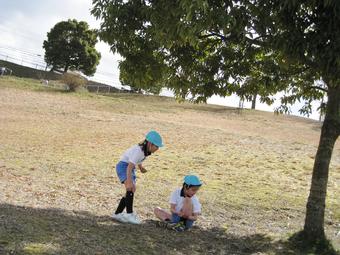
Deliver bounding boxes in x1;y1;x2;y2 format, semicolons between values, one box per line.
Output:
184;175;202;186
146;130;163;147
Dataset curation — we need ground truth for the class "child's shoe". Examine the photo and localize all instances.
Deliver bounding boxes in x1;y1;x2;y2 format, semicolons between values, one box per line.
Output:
156;219;171;228
124;212;141;224
171;222;186;232
111;212;128;223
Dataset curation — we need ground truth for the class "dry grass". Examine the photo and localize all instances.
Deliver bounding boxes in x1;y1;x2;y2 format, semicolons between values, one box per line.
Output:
0;76;339;254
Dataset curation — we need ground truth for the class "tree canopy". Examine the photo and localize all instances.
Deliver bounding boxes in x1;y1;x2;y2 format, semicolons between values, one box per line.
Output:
92;1;325;110
43;19;101;76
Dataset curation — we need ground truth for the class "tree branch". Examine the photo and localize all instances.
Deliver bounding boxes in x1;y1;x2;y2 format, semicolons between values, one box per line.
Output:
310;86;328;93
199;32;231;41
199;31;266;47
244;36;265;47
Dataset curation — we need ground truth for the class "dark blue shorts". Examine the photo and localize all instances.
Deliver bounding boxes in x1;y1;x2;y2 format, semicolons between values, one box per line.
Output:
116;161;136;184
172;213;194;229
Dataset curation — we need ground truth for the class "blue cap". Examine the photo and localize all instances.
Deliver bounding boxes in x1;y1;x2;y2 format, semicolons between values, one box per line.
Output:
184;175;202;186
145;130;163;147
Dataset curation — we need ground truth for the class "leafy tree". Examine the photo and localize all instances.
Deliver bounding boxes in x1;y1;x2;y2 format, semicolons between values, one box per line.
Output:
43;19;101;76
237;51;285;109
258;2;339;248
92;0;339;250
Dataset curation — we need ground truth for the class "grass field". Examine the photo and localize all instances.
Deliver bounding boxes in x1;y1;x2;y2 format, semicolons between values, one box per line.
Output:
0;76;339;254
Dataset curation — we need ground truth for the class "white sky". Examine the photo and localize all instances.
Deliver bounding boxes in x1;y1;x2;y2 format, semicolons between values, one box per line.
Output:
0;0;321;120
0;0;121;86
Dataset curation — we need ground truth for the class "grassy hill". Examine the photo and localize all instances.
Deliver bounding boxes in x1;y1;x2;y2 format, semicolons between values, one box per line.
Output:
0;60;121;93
0;76;339;254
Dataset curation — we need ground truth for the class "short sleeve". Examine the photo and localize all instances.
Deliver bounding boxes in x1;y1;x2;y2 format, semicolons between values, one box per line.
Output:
192;197;201;213
128;147;144;165
169;190;177;204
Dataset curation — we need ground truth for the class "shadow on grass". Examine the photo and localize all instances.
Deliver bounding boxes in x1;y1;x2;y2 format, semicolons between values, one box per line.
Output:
287;231;339;255
0;203;337;255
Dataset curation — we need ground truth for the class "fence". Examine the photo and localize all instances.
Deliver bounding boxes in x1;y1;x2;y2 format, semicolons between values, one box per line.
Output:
0;53;133;95
0;60;61;80
85;84;122;94
0;53;47;71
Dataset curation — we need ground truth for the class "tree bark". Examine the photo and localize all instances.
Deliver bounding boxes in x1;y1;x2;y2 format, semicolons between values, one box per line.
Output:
251;93;257;109
64;64;69;73
303;86;340;241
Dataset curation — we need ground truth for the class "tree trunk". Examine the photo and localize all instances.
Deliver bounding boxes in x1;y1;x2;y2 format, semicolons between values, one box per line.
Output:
239;98;244;109
319;96;326;122
251;93;257;109
64;64;69;73
303;86;340;242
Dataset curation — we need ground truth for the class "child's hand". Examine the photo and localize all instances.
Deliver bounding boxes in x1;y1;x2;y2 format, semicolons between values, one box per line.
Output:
140;167;147;173
180;209;191;218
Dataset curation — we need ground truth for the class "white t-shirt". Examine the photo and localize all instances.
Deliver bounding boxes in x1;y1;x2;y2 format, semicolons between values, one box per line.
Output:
169;188;201;214
120;145;145;165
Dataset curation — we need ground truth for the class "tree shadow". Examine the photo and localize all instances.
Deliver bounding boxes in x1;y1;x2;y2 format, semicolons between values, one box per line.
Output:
0;203;337;255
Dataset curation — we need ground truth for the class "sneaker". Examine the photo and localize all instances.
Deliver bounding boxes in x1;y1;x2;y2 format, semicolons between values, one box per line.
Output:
156;219;171;228
123;212;141;224
171;222;186;232
111;212;128;223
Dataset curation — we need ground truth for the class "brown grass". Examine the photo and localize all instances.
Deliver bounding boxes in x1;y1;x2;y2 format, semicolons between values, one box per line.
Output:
0;76;339;254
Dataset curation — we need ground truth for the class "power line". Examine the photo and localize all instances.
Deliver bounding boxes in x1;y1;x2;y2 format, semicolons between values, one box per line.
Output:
0;50;121;84
0;45;119;76
0;53;46;67
0;27;120;78
0;53;46;70
0;45;44;58
0;50;46;65
0;45;45;65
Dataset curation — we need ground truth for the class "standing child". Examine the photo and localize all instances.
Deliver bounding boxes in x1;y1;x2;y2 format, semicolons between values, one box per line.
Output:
112;130;163;224
154;175;202;231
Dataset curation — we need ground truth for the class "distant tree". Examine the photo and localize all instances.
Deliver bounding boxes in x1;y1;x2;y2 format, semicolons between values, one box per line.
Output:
43;19;101;76
237;51;284;109
92;1;339;251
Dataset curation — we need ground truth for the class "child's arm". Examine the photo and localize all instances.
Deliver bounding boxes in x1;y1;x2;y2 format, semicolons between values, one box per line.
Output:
170;204;177;214
137;164;147;173
188;213;199;221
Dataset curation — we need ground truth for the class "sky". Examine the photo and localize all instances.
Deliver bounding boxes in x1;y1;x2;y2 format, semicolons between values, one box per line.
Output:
0;0;121;86
0;0;322;120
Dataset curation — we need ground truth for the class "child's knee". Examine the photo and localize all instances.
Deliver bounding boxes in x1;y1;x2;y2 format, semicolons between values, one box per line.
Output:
182;201;193;217
182;212;192;218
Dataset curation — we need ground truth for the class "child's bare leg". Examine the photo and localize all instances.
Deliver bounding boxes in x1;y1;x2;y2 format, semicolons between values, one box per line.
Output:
181;197;193;218
154;207;172;221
